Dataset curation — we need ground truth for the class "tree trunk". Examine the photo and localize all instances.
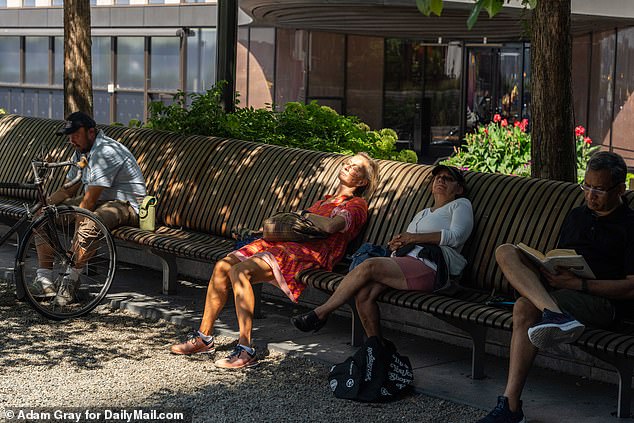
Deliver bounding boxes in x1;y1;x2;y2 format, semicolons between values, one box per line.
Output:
530;0;576;182
63;0;93;117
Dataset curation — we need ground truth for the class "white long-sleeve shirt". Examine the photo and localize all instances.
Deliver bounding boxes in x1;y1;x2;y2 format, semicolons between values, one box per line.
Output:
401;197;474;276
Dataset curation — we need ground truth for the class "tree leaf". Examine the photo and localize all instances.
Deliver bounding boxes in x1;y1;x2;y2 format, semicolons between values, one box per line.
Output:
416;0;432;15
467;1;485;30
430;0;444;15
481;0;504;17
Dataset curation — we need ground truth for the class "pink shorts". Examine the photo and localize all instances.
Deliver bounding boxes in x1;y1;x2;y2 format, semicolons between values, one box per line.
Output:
392;256;436;292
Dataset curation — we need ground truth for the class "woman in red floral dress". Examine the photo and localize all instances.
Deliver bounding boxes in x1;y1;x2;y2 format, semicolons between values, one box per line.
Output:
171;153;380;369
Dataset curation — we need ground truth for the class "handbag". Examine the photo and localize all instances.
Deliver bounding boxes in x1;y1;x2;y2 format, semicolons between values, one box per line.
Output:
139;195;157;232
262;212;329;243
328;336;413;402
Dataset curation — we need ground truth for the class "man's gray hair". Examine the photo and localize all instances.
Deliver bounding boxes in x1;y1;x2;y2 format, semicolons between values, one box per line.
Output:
587;151;627;185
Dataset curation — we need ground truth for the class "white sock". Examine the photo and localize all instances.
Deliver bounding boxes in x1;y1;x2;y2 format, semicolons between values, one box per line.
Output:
36;268;53;282
66;267;81;281
197;331;213;344
238;344;255;355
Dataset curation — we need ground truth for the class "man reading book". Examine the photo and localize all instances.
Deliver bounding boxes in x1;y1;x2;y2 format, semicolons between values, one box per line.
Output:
478;151;634;423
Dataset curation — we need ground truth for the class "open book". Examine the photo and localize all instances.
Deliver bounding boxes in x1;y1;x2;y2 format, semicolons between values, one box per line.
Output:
516;243;596;279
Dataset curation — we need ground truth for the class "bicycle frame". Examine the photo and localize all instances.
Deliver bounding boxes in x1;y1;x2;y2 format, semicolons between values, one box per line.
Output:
0;158;85;297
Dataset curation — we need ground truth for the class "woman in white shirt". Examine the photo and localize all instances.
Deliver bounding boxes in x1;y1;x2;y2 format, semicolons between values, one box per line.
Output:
292;165;474;338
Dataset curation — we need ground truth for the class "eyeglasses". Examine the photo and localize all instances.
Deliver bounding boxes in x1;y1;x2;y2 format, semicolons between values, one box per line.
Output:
579;182;621;196
434;175;456;183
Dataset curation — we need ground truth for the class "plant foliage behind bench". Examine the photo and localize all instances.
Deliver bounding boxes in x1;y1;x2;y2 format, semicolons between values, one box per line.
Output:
144;83;417;163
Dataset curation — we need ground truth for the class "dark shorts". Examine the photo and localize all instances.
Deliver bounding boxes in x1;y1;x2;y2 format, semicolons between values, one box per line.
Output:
551;289;615;328
392;256;436;292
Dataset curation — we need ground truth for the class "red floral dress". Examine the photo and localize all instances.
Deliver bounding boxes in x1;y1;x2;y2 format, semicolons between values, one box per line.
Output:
232;195;368;302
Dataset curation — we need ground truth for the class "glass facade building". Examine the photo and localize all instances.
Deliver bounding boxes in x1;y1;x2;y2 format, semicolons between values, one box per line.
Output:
0;1;633;164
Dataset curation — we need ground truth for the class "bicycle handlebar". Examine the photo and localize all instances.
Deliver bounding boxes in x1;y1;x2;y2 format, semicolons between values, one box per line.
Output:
30;156;88;190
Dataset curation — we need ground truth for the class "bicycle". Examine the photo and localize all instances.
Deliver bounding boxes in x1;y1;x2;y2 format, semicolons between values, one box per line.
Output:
0;156;116;320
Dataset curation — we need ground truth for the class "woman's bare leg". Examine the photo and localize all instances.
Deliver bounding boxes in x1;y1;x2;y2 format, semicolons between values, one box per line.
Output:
227;256;274;346
314;257;407;319
198;255;240;335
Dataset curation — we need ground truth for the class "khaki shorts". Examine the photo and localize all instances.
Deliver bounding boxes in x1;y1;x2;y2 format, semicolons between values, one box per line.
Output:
63;197;138;249
551;289;616;328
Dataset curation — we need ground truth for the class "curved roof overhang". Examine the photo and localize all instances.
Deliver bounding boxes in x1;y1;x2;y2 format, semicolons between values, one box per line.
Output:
240;0;634;41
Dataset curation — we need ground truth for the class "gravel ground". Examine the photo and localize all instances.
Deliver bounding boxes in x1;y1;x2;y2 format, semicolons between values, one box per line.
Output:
0;278;486;423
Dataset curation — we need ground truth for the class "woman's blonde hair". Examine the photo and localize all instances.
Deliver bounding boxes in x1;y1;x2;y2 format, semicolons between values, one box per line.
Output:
353;152;380;200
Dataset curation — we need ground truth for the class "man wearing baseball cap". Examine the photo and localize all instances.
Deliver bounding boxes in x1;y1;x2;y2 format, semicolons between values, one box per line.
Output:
33;111;147;306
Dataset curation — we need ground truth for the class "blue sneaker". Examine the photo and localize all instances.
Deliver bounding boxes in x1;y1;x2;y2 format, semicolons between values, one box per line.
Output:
527;308;585;350
477;396;525;423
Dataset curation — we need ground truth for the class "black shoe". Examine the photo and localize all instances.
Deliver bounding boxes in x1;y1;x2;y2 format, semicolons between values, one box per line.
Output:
291;310;327;333
476;396;525;423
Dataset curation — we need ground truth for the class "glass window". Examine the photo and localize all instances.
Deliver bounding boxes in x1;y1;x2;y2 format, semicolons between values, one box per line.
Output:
115;0;129;4
115;92;144;124
0;88;9;113
53;37;63;86
150;37;180;91
346;35;383;130
0;0;7;7
498;45;522;121
384;39;423;144
187;28;216;93
52;0;63;5
588;30;616;149
23;88;36;116
37;90;51;118
248;27;275;109
25;37;49;85
307;31;344;109
149;0;164;3
236;27;248;104
571;35;590;128
23;0;35;6
275;28;307;108
51;89;64;120
612;27;634;165
117;37;144;89
425;45;462;146
93;90;111;124
0;37;20;84
92;37;111;88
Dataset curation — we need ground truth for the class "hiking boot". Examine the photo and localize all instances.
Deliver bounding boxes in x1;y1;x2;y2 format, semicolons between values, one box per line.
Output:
52;273;80;307
476;396;525;423
170;331;215;355
527;308;585;350
29;270;56;299
214;344;258;369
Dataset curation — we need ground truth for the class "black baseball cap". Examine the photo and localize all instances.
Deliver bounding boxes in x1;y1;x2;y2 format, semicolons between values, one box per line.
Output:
432;164;467;192
56;111;96;136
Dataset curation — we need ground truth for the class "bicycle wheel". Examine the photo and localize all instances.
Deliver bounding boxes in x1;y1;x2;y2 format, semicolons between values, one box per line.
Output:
16;206;117;320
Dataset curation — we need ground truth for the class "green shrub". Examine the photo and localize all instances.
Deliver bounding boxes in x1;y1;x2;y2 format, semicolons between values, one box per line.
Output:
144;83;416;163
442;115;599;183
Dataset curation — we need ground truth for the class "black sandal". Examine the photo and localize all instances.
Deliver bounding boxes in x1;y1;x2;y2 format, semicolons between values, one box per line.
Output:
291;310;327;333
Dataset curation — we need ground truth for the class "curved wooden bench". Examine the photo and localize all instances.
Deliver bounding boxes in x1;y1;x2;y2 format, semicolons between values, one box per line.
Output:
1;114;634;417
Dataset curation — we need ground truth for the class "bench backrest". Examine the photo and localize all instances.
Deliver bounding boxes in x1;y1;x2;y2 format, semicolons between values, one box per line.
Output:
1;114;632;296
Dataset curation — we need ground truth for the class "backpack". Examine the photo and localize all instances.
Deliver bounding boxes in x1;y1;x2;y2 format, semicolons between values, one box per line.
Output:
328;337;414;402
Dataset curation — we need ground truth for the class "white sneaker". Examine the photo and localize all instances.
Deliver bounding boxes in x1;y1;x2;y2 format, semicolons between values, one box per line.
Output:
29;269;56;298
53;270;80;307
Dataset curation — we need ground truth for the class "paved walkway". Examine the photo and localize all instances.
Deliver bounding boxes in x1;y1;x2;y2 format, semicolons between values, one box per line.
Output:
1;241;631;422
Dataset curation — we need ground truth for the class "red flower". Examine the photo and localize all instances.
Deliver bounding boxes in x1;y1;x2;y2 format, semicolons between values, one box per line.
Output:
575;125;585;137
484;128;489;135
514;121;520;128
501;119;508;127
584;136;592;145
520;119;529;130
493;114;502;123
